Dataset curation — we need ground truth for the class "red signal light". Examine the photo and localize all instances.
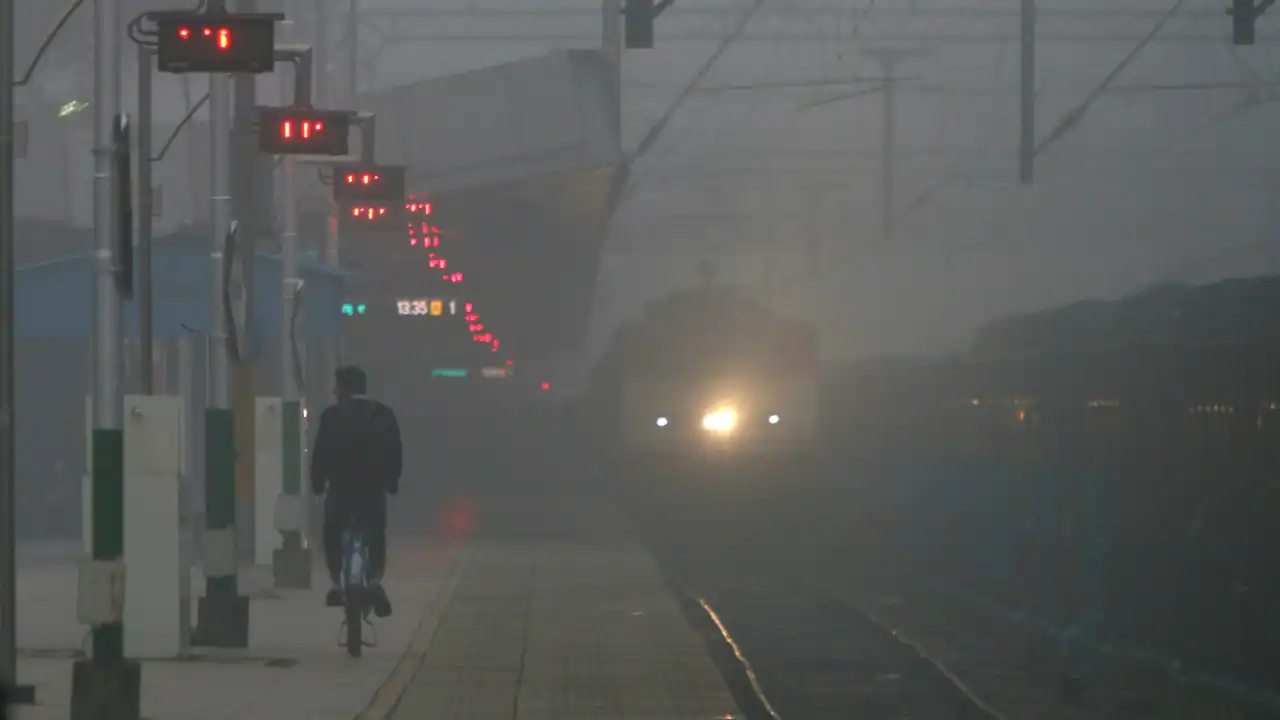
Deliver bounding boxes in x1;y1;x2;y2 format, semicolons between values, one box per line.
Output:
541;382;550;391
350;206;387;220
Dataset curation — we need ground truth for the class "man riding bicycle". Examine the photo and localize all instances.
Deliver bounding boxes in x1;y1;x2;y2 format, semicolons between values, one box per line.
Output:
310;365;402;618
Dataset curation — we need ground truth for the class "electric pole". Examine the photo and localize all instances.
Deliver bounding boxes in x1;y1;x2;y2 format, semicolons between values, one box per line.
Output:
0;0;28;705
137;45;155;393
1020;0;1036;184
348;0;359;97
860;47;929;239
194;0;250;648
231;0;262;572
71;0;142;715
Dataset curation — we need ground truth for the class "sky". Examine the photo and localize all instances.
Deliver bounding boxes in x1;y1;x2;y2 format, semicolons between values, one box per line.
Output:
15;0;1280;362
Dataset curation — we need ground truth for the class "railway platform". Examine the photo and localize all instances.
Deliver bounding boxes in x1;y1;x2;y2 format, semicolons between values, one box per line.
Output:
9;500;741;719
386;540;740;719
11;538;458;720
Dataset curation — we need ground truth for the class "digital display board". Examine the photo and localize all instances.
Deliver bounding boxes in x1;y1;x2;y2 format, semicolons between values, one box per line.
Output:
341;299;461;317
156;13;277;74
258;107;350;155
397;298;459;316
338;204;404;230
332;165;407;203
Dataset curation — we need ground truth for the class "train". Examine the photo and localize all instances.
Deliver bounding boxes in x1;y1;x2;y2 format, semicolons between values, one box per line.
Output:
812;275;1280;695
586;284;820;496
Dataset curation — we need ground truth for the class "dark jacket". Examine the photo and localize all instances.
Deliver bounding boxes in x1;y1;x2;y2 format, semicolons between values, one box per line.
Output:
310;396;403;500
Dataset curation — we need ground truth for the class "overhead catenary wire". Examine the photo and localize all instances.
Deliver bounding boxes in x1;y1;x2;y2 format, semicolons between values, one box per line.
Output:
619;0;771;208
1033;0;1189;159
13;0;88;87
627;0;769;170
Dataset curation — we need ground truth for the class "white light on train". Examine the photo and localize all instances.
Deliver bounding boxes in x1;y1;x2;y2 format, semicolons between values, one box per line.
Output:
655;416;668;427
701;407;737;433
768;414;780;424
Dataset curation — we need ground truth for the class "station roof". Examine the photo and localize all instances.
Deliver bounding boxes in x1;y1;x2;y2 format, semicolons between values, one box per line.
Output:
354;48;622;194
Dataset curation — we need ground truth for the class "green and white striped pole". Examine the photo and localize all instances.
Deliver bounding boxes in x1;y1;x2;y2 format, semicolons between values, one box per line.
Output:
192;0;249;649
70;0;141;716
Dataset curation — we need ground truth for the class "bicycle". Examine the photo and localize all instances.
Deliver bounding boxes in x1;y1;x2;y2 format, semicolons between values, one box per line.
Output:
337;519;378;657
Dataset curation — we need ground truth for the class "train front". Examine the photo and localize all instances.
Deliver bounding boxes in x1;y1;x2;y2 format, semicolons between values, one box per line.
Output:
615;311;820;495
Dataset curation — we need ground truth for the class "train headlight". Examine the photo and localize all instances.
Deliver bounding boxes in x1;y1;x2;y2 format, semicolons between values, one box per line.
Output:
655;416;668;427
767;414;780;425
701;407;738;433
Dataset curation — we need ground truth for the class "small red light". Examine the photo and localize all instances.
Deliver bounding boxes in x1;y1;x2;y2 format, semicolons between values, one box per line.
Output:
203;27;213;37
178;27;191;39
541;382;550;391
217;28;232;50
506;359;514;366
465;303;474;313
346;174;355;184
282;120;292;138
361;174;371;185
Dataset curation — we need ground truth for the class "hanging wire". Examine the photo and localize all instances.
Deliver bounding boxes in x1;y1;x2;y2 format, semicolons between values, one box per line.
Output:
15;0;89;87
129;0;208;46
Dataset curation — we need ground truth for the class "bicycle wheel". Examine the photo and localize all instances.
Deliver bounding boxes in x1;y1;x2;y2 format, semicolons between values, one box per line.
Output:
345;597;363;658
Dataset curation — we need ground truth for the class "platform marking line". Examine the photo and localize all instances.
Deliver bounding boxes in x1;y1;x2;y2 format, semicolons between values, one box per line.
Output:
697;597;784;720
353;544;470;720
830;593;1008;720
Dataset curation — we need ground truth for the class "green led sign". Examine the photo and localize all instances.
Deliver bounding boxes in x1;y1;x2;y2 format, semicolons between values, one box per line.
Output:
431;368;468;378
341;303;368;316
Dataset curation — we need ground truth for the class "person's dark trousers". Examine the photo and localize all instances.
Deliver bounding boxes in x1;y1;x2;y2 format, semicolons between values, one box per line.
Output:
322;492;392;616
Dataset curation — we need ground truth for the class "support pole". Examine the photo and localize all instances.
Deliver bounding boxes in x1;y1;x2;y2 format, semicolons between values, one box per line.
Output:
71;0;141;715
861;47;928;240
273;32;312;590
601;0;622;144
0;0;33;705
137;45;155;393
348;0;359;98
1020;0;1036;184
314;2;337;550
231;0;260;576
91;0;125;675
177;334;196;655
193;0;249;650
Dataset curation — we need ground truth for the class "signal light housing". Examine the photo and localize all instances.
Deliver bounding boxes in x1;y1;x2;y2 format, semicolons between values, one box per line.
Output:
332;164;407;203
155;12;281;74
258;107;351;155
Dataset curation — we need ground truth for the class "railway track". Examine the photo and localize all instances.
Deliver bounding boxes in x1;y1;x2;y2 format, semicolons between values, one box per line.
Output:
668;569;1008;720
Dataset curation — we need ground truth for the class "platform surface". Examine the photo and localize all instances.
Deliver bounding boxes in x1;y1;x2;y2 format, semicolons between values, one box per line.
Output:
11;538;459;720
391;540;741;720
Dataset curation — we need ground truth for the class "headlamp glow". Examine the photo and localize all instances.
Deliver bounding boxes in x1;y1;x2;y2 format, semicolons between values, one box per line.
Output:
701;407;738;433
